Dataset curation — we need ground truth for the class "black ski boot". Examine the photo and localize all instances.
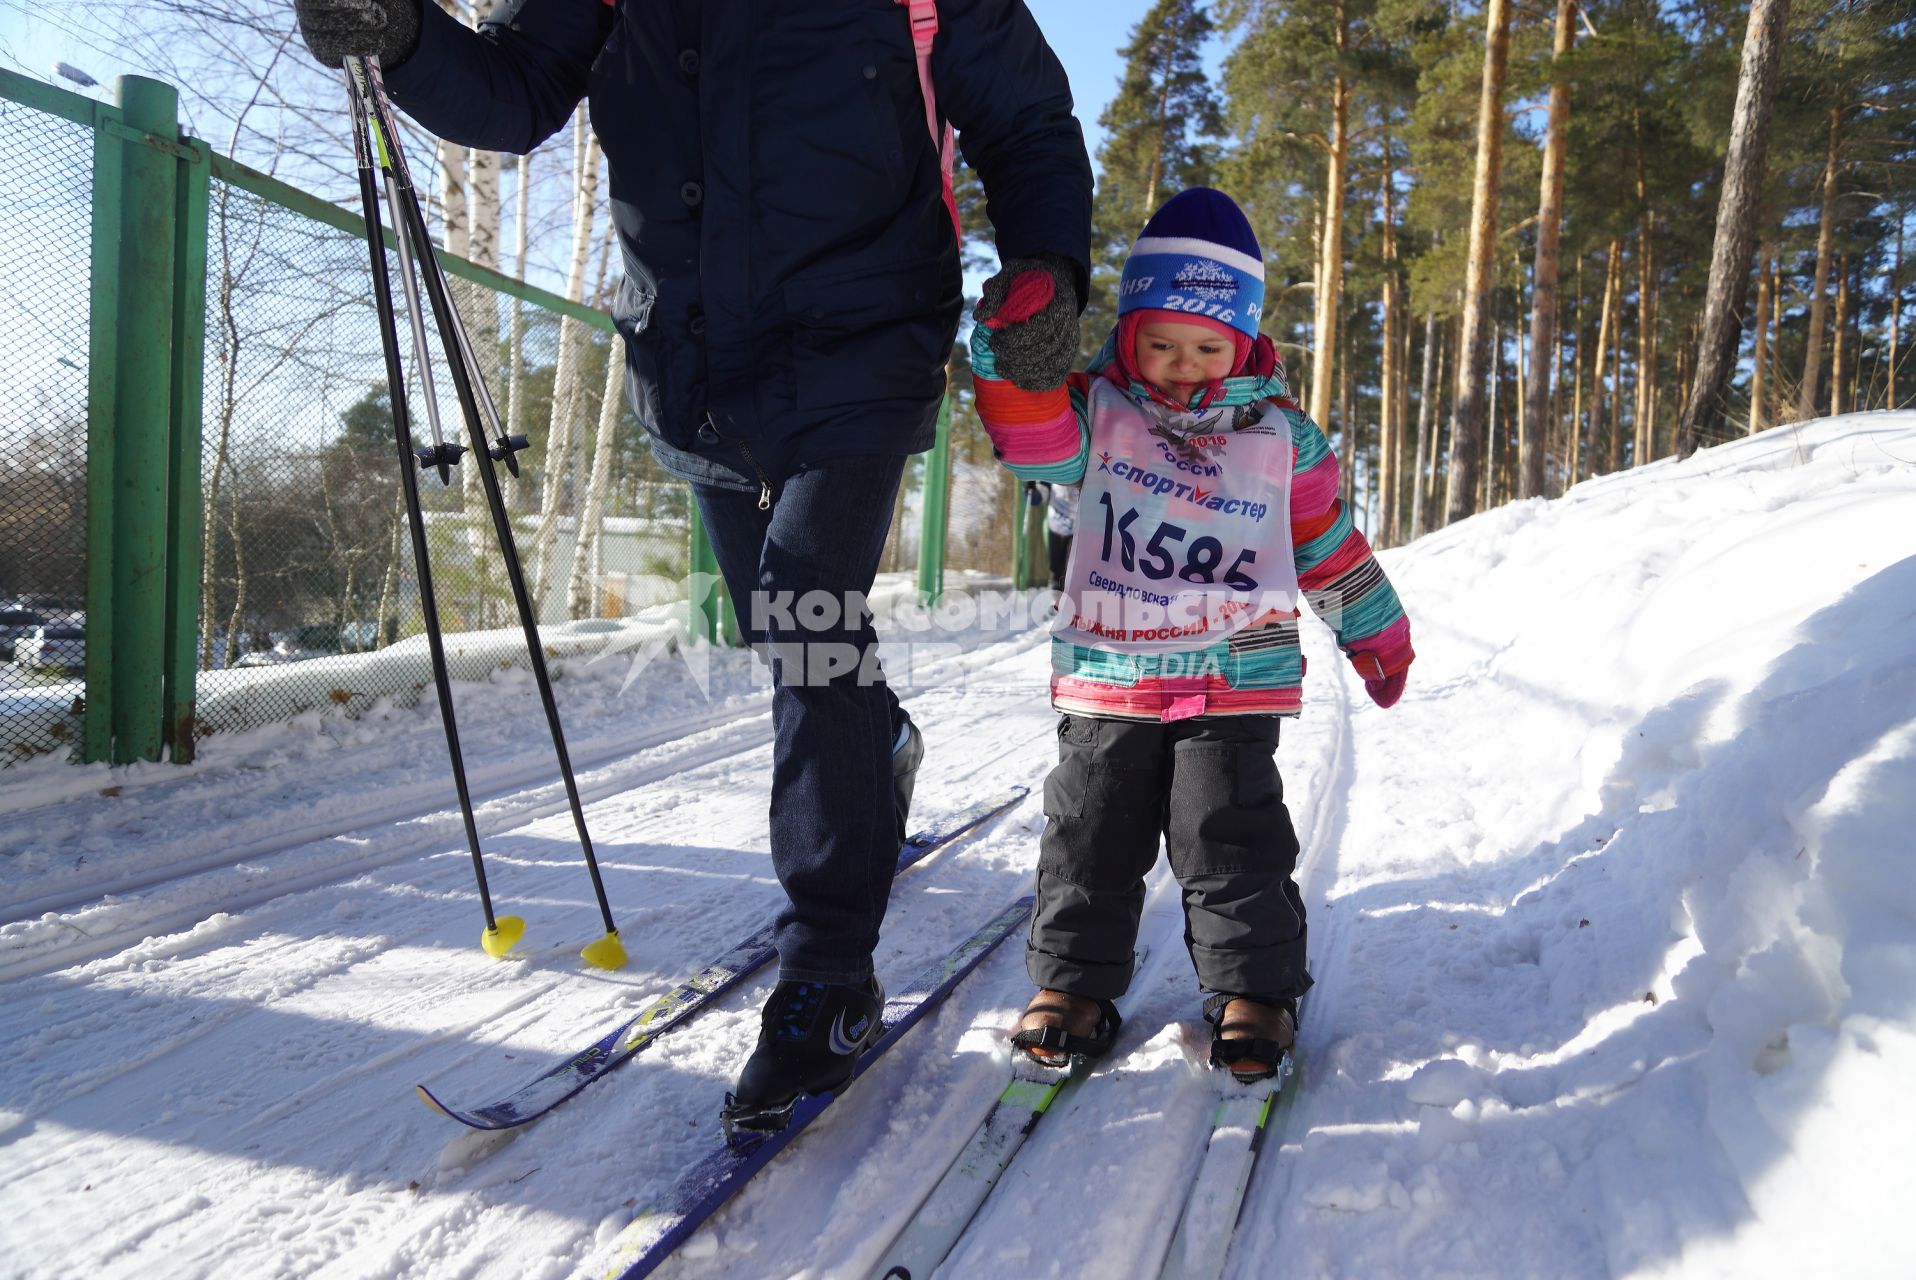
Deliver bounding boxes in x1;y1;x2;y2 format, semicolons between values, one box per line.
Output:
892;718;924;846
722;975;885;1141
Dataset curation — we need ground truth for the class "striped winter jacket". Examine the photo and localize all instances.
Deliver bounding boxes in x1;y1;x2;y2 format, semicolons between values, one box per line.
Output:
972;324;1414;721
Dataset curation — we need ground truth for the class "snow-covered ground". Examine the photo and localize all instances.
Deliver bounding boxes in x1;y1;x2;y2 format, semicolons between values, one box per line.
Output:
1;413;1912;1279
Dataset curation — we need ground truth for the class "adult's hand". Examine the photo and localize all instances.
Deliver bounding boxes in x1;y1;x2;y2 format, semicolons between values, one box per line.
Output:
294;0;421;70
976;254;1081;393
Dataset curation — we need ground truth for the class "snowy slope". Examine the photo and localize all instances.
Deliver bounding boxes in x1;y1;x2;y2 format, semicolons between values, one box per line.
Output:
2;413;1913;1279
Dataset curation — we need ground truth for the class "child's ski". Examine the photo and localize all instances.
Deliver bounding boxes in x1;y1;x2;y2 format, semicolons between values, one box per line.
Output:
592;894;1034;1280
1156;1054;1297;1280
415;787;1026;1129
870;947;1152;1280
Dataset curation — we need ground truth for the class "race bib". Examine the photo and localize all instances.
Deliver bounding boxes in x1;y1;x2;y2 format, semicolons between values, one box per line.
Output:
1056;380;1299;655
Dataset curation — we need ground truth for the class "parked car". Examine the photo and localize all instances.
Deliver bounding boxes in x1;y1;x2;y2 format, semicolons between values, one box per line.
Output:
15;622;85;673
0;608;45;660
234;621;382;667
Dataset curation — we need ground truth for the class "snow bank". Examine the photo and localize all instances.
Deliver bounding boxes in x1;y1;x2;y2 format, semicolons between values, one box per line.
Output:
1255;412;1916;1278
1;413;1911;1280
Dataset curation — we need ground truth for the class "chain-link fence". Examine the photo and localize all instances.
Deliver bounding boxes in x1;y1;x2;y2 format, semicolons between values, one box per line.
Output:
187;171;693;738
0;96;92;763
0;68;1032;767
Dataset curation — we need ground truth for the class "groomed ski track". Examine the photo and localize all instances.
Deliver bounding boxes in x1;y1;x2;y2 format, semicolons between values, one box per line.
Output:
0;613;1315;1279
0;595;1335;1280
6;414;1915;1278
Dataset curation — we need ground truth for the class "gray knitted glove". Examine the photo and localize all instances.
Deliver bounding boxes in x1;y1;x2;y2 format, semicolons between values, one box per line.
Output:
295;0;422;70
975;254;1082;393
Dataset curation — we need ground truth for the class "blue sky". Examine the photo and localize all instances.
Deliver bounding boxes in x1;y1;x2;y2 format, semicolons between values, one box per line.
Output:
0;1;1213;177
1032;0;1230;166
0;1;1213;305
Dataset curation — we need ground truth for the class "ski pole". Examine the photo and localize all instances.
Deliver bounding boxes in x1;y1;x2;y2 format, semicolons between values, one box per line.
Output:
358;59;627;970
344;60;524;961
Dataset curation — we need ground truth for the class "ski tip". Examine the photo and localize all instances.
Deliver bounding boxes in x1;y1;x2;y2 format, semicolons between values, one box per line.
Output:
581;931;629;970
482;916;527;958
415;1083;455;1117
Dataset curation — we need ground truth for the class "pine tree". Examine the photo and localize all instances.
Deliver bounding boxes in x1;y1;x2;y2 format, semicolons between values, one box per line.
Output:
1443;0;1513;525
1520;0;1575;497
1083;0;1227;358
1675;0;1793;457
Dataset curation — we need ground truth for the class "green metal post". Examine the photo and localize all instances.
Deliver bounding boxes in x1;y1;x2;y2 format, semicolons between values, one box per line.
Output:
1011;483;1029;588
83;98;125;763
719;568;741;647
688;503;741;645
1021;486;1048;589
916;393;952;605
103;76;182;764
162;136;210;762
688;504;721;646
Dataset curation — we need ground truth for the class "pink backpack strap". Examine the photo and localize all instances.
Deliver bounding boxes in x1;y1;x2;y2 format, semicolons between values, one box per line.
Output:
895;0;960;240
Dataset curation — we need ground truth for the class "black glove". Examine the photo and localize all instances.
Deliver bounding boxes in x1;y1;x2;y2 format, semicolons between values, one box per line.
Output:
295;0;422;70
975;253;1082;393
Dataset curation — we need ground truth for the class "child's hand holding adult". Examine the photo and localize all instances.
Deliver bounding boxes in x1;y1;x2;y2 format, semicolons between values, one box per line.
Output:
976;254;1081;392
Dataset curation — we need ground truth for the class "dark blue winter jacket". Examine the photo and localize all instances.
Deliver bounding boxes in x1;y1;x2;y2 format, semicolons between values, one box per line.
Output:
386;0;1093;490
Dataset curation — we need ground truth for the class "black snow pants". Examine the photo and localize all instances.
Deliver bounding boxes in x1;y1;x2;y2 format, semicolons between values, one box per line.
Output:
1027;713;1312;1004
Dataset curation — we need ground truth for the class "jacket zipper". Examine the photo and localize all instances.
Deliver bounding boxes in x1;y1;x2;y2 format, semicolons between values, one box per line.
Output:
738;441;773;510
704;412;773;509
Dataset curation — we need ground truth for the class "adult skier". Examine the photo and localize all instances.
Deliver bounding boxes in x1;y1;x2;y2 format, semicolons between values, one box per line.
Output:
293;0;1093;1125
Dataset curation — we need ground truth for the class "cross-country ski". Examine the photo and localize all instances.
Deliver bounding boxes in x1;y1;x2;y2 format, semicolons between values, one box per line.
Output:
416;787;1026;1130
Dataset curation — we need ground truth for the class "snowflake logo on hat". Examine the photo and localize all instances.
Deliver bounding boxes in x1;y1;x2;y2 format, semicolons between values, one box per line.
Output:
1172;259;1239;303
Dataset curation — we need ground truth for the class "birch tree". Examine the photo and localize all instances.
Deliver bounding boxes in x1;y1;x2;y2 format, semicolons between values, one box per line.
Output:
531;113;603;616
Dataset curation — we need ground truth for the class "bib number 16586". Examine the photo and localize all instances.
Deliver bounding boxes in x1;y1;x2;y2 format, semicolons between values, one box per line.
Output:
1097;493;1259;589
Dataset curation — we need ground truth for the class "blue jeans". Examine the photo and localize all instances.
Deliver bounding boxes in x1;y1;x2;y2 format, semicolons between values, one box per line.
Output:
691;454;911;984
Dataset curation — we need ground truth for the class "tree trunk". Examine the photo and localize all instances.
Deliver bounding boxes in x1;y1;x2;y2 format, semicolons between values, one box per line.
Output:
1797;106;1842;422
1432;319;1454;519
1339;319;1356;513
568;347;625;618
1569;255;1585;487
1444;0;1512;525
1378;148;1400;546
1632;244;1655;465
374;489;405;649
1410;310;1436;541
506;153;533;513
1586;242;1617;477
532;114;603;615
445;2;505;623
1396;278;1413;533
1647;274;1662;452
1485;309;1502;511
1513;259;1526;487
1523;0;1575;495
432;2;471;262
1591;239;1621;476
1145;35;1173;208
1893;217;1904;409
1309;0;1351;430
1831;253;1849;416
1674;0;1790;455
1749;241;1774;434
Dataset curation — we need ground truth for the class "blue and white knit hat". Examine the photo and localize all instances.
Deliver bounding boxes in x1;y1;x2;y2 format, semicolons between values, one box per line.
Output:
1116;187;1266;340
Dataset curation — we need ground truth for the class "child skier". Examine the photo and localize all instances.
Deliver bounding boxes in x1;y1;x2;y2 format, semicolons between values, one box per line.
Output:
970;188;1414;1082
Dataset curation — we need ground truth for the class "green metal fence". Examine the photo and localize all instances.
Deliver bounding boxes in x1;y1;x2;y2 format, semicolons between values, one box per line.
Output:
0;68;1042;769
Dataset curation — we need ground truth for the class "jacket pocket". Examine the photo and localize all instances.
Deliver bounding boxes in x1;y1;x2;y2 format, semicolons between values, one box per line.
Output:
613;274;701;449
783;255;958;412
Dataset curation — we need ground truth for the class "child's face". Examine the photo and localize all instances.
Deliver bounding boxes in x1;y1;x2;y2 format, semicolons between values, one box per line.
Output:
1134;320;1237;402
